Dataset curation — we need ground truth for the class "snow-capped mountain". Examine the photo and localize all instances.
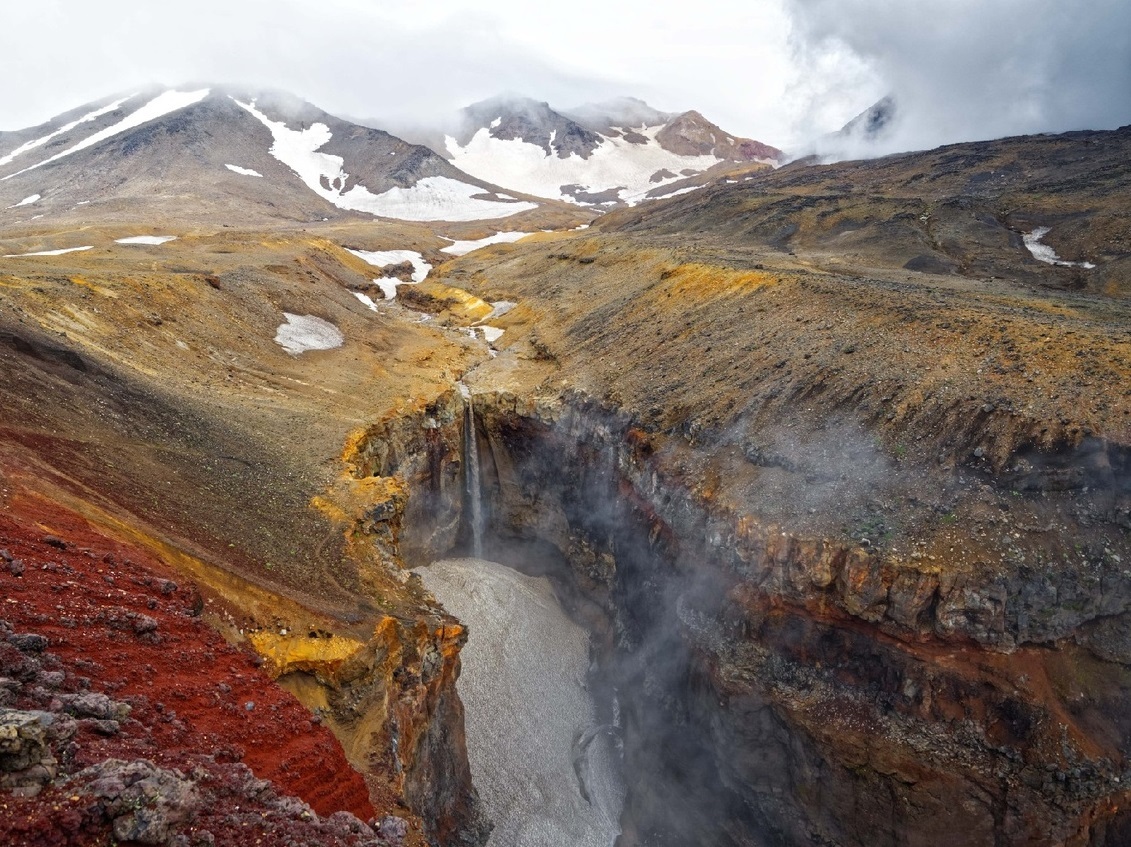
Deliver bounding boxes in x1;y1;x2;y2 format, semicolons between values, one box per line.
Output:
0;86;543;224
439;96;781;207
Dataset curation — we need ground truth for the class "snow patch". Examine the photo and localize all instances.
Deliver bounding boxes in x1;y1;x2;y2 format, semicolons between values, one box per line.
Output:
1023;227;1095;269
480;326;505;343
347;248;431;282
3;246;93;257
274;313;344;355
235;99;536;221
375;279;399;300
360;176;537;222
0;96;132;168
7;194;40;208
115;235;177;245
225;164;263;177
3;89;210;181
353;291;379;312
348;248;432;300
486;301;516;320
649;185;700;200
440;231;530;256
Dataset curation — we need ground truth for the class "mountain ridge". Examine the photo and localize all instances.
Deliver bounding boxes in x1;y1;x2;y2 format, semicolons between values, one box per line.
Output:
398;94;781;207
0;86;550;225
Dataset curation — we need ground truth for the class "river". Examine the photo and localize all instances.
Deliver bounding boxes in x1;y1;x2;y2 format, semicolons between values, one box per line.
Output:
416;557;624;847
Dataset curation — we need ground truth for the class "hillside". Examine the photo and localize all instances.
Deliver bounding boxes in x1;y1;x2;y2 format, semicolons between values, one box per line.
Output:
0;86;1129;847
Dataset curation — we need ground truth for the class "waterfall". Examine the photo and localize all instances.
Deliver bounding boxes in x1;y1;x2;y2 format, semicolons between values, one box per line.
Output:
459;383;484;558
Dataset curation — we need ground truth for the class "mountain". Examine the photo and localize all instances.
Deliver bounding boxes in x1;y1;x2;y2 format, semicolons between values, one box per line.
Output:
838;95;898;142
0;87;778;227
0;86;546;225
790;95;902;163
438;95;781;206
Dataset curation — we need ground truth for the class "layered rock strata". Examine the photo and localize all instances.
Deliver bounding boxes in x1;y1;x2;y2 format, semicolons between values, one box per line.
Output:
436;388;1131;846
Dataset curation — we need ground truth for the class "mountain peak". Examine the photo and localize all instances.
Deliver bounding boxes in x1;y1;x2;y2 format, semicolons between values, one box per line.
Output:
562;97;673;133
656;110;782;162
455;96;601;159
441;93;779;207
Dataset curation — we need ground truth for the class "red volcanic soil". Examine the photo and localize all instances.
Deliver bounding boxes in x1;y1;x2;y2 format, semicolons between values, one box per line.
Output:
0;491;402;846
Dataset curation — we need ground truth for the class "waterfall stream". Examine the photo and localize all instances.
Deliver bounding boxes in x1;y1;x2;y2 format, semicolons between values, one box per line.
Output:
416;558;624;846
438;385;623;844
459;383;484;559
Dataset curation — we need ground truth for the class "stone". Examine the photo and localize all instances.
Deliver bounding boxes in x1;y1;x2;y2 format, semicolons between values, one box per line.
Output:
37;670;65;689
60;692;131;721
377;814;410;843
0;709;50;773
132;615;159;635
82;759;200;845
80;718;122;736
8;633;49;652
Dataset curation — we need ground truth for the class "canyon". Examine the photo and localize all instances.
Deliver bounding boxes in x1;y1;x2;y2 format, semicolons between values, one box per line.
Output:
0;88;1128;847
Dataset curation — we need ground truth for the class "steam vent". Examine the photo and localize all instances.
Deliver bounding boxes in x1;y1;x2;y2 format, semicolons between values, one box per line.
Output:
0;80;1129;847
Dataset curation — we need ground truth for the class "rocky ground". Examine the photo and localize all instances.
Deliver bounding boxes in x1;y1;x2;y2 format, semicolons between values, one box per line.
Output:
0;493;421;846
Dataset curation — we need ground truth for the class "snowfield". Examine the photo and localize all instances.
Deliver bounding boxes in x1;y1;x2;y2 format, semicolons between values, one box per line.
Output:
1023;227;1095;269
347;248;432;300
3;246;93;257
274;313;344;355
7;194;40;208
445;123;721;205
235;99;537;221
3;90;210;181
115;235;177;245
225;164;263;177
347;248;431;282
440;231;531;256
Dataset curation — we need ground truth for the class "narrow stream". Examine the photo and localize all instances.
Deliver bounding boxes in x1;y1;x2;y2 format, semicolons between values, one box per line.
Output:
417;557;624;847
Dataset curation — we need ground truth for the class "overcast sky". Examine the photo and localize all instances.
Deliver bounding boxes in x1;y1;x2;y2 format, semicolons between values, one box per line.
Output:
1;0;1127;154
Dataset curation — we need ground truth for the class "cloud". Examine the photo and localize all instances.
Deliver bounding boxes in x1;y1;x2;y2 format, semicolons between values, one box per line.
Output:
0;0;799;147
0;0;623;132
783;0;1131;158
3;0;1124;155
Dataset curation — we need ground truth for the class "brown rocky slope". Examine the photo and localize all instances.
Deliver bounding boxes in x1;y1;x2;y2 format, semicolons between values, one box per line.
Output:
0;226;498;844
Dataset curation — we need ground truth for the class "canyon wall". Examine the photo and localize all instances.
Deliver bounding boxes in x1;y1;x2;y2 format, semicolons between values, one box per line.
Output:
262;387;490;847
371;384;1131;846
